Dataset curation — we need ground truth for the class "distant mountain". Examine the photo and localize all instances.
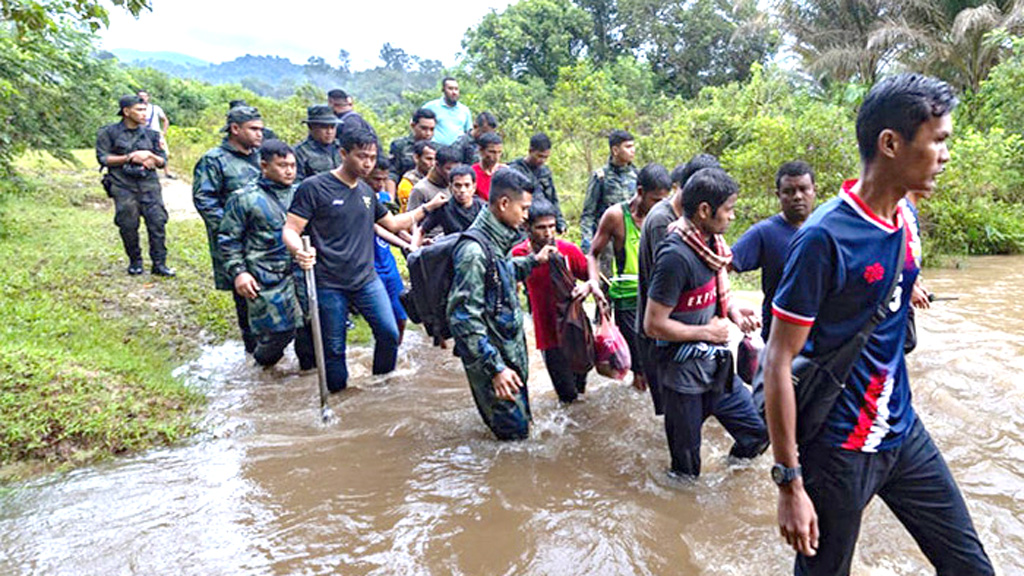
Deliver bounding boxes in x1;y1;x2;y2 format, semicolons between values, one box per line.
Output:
110;48;209;67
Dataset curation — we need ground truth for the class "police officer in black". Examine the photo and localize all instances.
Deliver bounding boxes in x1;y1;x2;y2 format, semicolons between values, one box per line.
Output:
96;94;175;276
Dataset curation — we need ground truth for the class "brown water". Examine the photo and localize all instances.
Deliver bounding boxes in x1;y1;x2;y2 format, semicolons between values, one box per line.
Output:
2;256;1022;576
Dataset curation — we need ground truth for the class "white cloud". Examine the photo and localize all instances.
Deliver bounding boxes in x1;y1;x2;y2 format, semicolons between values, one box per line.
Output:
99;0;513;68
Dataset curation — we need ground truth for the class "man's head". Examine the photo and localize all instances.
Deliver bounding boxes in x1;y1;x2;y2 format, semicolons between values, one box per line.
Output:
489;168;533;229
366;156;391;192
339;128;378;179
259;139;297;186
136;90;150;104
412;140;437;175
118;95;147;126
775;161;817;225
228;99;248;109
682;167;740;236
527;133;552;167
304;105;338;145
672;154;720;192
477;132;503;169
431;145;461;185
637;163;672;212
857;74;956;193
226;106;265;150
441;77;460;105
327;89;353;115
471;111;498;139
448;165;476;207
609;130;635;166
526;199;559;248
410;107;437;141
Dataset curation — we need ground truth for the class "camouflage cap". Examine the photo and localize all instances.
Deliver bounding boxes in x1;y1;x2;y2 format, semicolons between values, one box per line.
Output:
222;105;262;132
302;105;339;125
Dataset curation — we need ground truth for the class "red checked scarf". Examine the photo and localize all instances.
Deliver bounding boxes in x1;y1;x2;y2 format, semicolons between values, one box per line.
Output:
673;218;732;318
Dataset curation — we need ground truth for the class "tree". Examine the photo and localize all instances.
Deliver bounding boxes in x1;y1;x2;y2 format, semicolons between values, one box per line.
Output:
576;0;625;64
1;0;150;34
462;0;593;87
379;43;411;72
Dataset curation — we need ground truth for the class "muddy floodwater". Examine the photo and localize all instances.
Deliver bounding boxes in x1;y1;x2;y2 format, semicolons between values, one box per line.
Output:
2;256;1022;575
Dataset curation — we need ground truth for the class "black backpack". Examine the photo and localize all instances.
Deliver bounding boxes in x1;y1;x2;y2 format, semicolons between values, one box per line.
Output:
400;229;499;342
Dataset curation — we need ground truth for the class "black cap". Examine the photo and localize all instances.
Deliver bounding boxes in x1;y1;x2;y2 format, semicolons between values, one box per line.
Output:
118;95;143;116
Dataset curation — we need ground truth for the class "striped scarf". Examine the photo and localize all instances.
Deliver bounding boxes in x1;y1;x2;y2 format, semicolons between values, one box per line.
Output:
674;218;732;318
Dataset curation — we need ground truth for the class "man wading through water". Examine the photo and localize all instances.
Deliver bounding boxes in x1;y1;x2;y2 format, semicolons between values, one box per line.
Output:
448;168;557;440
763;74;993;575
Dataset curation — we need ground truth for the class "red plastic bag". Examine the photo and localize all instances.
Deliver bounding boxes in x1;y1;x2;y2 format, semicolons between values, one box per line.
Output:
594;310;631;380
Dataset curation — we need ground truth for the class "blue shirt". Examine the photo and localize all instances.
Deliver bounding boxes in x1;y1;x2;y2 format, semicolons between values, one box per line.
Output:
374;190;399;276
732;213;799;341
423;98;472;146
772;180;918;452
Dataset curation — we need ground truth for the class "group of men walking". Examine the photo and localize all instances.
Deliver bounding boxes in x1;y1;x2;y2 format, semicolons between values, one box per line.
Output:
96;73;994;575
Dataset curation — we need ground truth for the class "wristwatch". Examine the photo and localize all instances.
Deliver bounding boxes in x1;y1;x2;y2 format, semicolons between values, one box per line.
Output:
771;463;802;486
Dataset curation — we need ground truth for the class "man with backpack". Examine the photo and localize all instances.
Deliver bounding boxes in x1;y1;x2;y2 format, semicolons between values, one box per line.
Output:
447;168;557;440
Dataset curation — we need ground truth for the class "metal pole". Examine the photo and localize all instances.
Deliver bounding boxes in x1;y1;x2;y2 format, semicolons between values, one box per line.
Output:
302;235;332;422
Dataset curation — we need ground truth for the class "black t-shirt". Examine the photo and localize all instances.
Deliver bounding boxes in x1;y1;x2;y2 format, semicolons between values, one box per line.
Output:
637;198;679;338
421;196;485;236
289;172;387;291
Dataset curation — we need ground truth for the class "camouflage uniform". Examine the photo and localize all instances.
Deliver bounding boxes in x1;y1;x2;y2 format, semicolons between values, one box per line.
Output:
451;132;479;165
388;135;422;184
448;209;540;440
579;161;637;250
294;137;341;183
192;140;261;291
217;177;314;368
509;157;566;232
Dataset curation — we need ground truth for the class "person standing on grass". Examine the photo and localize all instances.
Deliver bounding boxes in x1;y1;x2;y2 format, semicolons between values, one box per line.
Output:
96;94;173;278
136;89;174;179
283;129;447;393
762;74;993;575
193;105;264;353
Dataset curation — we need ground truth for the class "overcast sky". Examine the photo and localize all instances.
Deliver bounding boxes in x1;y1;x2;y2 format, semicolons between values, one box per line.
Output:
98;0;514;69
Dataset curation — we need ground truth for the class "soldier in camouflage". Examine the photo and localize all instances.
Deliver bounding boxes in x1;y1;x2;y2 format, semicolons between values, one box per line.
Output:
193;105;264;352
508;132;566;233
294;105;341;183
217;140;315;368
579;130;637;253
448;168;557;441
451;111;498;166
387;107;436;187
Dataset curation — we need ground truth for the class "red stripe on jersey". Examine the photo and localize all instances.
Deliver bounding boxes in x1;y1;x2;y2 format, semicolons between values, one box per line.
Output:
841;370;888;450
674;278;717;313
771;304;814;327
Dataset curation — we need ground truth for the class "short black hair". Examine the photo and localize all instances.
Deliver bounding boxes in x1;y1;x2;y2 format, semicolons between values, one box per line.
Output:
340;128;377;152
638;163;671;194
260;139;294;161
527;198;558;226
435;145;461;166
449;164;476;182
375;156;391;172
673;154;720;188
327;88;349;101
489;167;532;206
475;111;498;129
529;133;552;152
609;129;634;148
775;160;815;190
411;107;436;123
856;73;957;163
441;76;458;88
681;167;739;219
412;140;436;156
477;131;502;150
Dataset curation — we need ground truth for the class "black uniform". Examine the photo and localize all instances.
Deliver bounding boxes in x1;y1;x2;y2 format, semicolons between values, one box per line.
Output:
96;121;169;267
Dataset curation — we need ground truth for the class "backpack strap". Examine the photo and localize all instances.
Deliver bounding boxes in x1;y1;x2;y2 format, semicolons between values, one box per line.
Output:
458;228;503;309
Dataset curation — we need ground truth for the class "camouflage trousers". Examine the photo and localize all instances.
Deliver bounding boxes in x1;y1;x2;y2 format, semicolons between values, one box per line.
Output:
462;363;532;441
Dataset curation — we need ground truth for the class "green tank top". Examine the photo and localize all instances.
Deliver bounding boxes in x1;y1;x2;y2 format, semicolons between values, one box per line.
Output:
609;200;640;309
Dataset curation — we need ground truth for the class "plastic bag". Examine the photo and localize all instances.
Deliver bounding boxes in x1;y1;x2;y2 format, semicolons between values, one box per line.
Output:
594;310;631;380
736;334;762;385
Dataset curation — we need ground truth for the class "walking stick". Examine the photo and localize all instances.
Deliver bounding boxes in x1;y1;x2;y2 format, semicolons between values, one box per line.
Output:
302;236;332;423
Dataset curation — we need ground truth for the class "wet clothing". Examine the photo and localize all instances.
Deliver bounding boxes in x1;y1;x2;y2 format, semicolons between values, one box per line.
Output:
387;135;427;185
732;213;798;341
420;196;485;236
543;348;588;404
294;137;341;182
397;168;425;213
422;97;472;146
509;157;565;232
374;190;407;324
580;161;637;248
318;278;399;391
192;140;261;290
96;121;169;265
448;209;540;440
252;328;315;369
452;132;479;165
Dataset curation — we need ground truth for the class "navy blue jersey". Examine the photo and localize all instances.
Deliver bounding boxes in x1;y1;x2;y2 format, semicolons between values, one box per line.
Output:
731;213;798;341
772;180;919;452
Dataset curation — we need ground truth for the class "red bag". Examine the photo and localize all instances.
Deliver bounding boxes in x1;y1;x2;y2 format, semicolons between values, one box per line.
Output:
736;334;762;385
594;309;631;380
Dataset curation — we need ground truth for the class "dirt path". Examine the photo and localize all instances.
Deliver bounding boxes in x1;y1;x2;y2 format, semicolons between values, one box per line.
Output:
160;175;198;221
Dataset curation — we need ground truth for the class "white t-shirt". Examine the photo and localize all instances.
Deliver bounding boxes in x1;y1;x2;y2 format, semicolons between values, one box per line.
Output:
144;103;166;133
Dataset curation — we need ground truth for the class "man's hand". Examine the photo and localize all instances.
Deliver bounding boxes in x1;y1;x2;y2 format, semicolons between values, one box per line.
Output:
424;191;449;212
704;316;731;344
911;279;931;309
631;372;648;392
571;278;607;308
293;246;316;270
234;272;260;300
534;244;558;264
778;481;819;557
492;368;523;402
730;305;762;334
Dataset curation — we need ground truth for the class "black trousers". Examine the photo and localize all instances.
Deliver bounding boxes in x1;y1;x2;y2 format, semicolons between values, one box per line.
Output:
252;325;316;369
541;347;588;404
111;185;168;264
232;292;257;354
